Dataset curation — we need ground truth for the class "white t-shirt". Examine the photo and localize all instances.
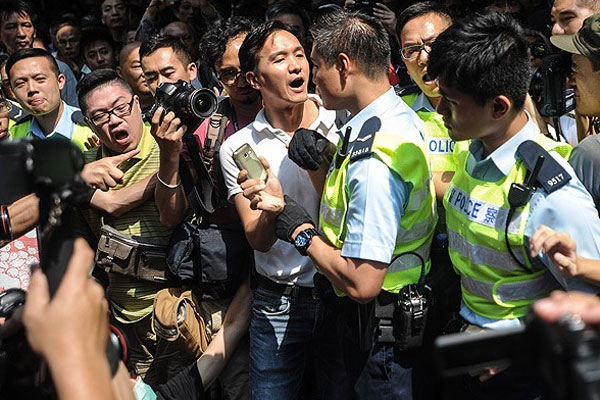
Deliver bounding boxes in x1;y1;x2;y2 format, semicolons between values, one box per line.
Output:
219;96;339;287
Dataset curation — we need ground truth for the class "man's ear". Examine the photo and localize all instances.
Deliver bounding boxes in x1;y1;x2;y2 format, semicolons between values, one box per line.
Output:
57;73;66;91
491;95;511;120
245;71;261;90
187;62;197;82
336;52;351;79
116;66;122;78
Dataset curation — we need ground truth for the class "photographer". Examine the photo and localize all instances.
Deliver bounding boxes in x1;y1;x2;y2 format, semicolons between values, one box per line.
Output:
427;11;600;398
140;34;254;397
552;15;600;215
238;11;436;400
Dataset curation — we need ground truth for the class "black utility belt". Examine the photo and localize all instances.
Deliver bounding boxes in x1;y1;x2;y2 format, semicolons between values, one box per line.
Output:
96;224;168;283
375;285;431;351
256;275;317;300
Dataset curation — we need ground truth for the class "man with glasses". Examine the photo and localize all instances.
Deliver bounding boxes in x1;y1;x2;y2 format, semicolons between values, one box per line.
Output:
74;68;179;386
6;48;96;151
396;2;456;201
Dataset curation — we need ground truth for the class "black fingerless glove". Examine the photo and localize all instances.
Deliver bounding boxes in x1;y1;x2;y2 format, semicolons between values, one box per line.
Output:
288;128;332;171
275;195;315;242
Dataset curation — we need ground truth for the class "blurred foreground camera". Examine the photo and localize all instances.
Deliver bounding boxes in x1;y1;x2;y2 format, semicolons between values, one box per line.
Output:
434;313;600;400
529;53;575;118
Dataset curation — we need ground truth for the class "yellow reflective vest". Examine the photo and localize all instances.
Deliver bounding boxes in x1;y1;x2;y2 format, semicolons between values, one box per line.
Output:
10;116;95;152
444;134;572;319
319;131;438;294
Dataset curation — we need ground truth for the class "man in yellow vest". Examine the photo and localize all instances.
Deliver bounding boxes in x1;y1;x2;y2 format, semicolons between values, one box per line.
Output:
396;2;455;200
428;11;600;398
239;11;437;400
6;48;96;151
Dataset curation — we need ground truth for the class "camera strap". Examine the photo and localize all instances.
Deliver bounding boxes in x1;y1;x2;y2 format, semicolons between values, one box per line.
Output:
180;134;215;215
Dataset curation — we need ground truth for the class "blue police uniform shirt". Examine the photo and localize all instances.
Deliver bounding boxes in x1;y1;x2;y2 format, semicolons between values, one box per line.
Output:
28;101;81;140
459;113;600;329
337;87;426;264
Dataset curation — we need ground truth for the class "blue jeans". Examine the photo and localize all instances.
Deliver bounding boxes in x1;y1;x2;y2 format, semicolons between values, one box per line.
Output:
249;286;353;400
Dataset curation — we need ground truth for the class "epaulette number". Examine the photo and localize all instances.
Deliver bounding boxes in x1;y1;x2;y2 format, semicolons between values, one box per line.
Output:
547;173;565;187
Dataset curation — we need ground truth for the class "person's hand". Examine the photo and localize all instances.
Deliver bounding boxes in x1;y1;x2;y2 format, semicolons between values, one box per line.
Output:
150;107;186;159
22;238;109;366
80;149;140;191
373;3;397;34
238;156;284;213
146;0;175;17
275;195;315;242
529;225;579;278
84;134;101;151
534;290;600;325
0;108;9;141
289;128;335;171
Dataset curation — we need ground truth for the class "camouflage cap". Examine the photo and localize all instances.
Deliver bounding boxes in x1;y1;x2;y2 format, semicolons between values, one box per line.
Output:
551;14;600;64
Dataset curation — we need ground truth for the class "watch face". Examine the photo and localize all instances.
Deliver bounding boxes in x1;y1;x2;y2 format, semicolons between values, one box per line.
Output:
295;233;309;248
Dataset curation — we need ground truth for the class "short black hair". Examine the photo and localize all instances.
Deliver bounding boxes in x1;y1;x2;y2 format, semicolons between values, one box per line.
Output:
239;20;297;73
6;48;60;79
80;26;116;53
310;10;390;80
77;68;133;116
0;0;37;26
265;1;310;32
428;11;531;110
139;34;192;66
396;2;453;39
200;16;255;72
49;15;80;40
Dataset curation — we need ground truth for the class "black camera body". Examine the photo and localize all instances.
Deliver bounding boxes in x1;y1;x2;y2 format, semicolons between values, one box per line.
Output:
529;53;575;118
349;0;377;15
149;80;218;130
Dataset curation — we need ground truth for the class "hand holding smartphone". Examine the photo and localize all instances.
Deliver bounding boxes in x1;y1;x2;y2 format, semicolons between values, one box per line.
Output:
233;144;267;182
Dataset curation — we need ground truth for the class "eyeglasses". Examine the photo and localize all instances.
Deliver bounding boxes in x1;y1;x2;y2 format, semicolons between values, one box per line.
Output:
0;99;12;113
86;97;135;126
217;69;243;85
400;43;433;60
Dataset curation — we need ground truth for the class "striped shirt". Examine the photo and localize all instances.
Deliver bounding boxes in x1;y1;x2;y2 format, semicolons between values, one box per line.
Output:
74;124;172;323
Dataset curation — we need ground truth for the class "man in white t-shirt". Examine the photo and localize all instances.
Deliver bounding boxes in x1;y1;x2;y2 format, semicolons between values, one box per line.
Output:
219;21;353;400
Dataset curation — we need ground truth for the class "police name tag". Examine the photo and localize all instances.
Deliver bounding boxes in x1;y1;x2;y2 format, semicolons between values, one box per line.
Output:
447;186;506;229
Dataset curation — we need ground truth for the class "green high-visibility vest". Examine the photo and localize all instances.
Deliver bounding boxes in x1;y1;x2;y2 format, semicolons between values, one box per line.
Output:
319;131;438;294
444;134;572;319
10;117;95;152
402;92;458;173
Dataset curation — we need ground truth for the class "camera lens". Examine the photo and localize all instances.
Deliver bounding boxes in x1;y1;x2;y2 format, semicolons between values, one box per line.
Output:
189;89;218;119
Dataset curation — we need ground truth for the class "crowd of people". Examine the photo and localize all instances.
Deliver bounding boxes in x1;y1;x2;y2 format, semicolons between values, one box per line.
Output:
1;0;600;399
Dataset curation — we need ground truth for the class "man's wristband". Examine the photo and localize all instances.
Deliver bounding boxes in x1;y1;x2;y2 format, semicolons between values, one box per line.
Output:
157;173;182;189
0;205;13;242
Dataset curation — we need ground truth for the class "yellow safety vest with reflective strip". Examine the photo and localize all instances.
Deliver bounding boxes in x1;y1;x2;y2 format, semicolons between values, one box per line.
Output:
401;92;457;173
10;118;95;152
444;134;572;320
319;131;438;294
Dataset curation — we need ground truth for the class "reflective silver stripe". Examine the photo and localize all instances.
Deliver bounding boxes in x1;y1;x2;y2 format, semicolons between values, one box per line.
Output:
461;273;558;303
408;181;431;211
399;213;436;242
446;186;524;234
388;241;431;273
319;202;345;227
448;230;524;271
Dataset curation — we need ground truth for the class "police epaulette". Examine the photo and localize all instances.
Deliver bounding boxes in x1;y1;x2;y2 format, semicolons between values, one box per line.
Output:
394;83;419;97
12;112;32;125
349;116;382;162
71;110;86;125
516;140;571;194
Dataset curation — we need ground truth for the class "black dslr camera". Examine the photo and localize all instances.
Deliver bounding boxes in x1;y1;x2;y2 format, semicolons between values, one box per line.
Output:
0;140;124;398
348;0;377;15
434;313;600;400
529;53;575;118
148;80;218;130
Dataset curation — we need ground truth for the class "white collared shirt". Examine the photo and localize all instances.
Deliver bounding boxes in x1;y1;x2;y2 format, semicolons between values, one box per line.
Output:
219;95;338;286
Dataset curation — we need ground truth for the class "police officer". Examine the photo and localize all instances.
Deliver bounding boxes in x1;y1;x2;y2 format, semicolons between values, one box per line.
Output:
428;11;600;398
396;2;456;200
6;48;96;151
239;10;437;400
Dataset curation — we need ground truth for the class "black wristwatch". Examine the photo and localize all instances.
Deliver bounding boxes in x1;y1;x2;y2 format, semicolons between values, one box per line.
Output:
294;228;319;256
